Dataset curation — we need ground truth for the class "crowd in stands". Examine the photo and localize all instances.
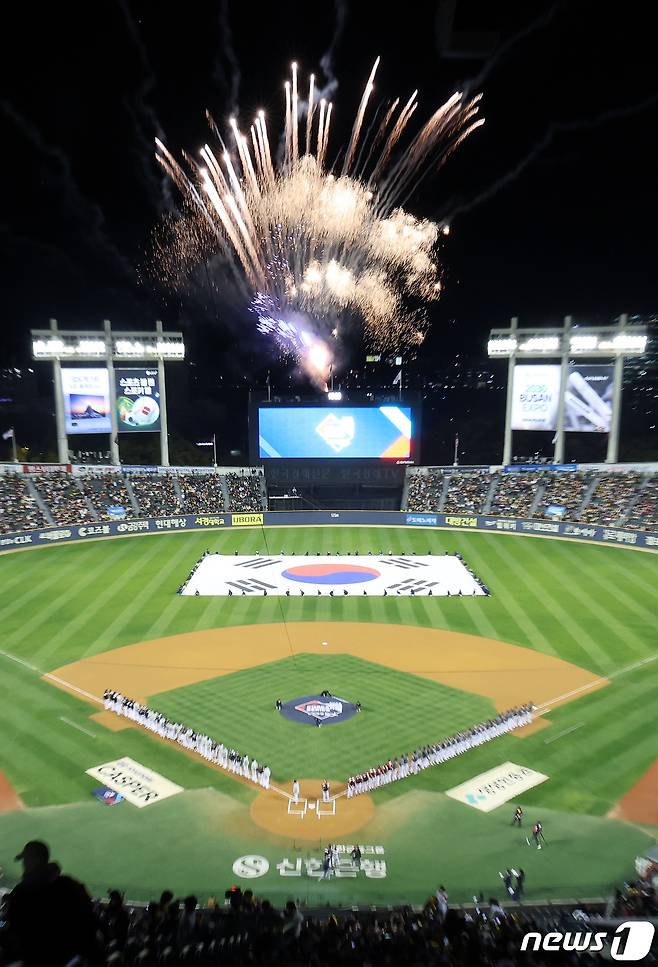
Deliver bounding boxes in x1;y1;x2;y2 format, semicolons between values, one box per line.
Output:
3;466;658;533
103;690;272;790
0;474;45;533
489;472;543;518
225;470;263;513
178;475;225;515
2;838;655;966
443;470;490;515
625;476;658;530
580;472;642;525
348;705;533;797
34;471;96;525
535;472;590;520
78;473;135;521
130;474;182;518
406;468;443;512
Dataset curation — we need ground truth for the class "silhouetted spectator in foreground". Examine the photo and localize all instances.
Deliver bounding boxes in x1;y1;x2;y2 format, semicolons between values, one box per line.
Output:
1;840;101;966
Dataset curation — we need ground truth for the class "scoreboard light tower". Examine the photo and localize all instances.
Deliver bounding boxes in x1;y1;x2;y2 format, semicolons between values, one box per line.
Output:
488;314;647;465
31;319;185;466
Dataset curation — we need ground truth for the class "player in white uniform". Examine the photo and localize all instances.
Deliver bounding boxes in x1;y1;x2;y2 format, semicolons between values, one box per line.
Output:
292;779;300;802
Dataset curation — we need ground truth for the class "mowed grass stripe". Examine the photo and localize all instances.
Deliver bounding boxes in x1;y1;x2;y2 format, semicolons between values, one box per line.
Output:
29;540;142;666
81;535;200;654
486;535;612;672
552;541;658;630
453;534;558;655
0;544;101;636
534;543;649;661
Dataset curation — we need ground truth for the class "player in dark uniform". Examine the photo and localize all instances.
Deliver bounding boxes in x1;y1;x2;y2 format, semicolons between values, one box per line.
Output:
512;806;523;827
351;845;362;870
514;868;526;899
500;869;514;897
528;821;544;849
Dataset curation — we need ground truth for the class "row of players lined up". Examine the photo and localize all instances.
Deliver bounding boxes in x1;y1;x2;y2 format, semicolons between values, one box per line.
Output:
186;549;479;557
346;704;534;797
220;588;482;596
103;690;271;789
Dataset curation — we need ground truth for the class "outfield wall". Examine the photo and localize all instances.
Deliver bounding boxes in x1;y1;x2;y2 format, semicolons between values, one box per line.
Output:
1;510;657;551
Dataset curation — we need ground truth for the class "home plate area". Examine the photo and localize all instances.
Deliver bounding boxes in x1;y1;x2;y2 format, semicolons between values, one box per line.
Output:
181;554;488;597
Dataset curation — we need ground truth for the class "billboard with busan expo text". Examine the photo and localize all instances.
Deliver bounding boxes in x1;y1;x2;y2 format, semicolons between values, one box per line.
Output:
256;404;415;461
510;365;561;431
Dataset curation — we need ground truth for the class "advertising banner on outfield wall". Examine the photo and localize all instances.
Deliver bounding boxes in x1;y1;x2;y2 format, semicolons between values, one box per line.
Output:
62;368;111;435
0;511;657;551
564;365;613;433
115;368;161;432
510;365;561;432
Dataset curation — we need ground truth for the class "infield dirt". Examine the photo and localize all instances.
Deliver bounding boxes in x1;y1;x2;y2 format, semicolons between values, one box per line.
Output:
48;621;608;718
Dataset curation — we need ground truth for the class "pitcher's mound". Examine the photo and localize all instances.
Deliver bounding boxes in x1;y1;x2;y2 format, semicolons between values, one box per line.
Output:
251;779;374;840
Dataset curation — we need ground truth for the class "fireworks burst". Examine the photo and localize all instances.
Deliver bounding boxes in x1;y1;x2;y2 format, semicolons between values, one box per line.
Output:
155;59;483;384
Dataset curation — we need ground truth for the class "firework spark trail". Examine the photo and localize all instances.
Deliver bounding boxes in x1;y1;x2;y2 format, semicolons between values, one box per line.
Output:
155;59;482;384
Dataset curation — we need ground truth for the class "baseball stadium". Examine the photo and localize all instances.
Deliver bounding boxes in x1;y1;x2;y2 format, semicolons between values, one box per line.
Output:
3;8;658;962
1;457;657;915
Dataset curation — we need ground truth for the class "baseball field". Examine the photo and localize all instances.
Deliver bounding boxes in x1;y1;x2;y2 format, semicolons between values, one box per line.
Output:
0;523;656;906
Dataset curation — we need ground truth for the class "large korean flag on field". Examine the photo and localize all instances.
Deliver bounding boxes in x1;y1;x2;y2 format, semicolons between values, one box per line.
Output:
181;555;485;597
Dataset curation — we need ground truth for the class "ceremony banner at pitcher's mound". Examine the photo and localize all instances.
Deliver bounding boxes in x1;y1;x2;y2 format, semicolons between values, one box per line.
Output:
181;554;486;596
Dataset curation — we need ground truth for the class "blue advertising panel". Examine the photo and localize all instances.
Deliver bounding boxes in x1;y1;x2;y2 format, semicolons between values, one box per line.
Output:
258;406;413;460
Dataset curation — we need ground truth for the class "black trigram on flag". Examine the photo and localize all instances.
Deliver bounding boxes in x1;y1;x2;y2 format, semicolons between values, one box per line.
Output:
387;578;439;591
226;578;278;592
234;557;281;569
381;557;429;569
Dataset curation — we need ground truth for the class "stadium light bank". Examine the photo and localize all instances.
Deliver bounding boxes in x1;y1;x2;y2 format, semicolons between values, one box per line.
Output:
487;314;647;466
31;319;185;467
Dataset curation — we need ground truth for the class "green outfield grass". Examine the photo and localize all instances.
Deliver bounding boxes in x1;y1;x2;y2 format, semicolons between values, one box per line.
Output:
0;524;656;904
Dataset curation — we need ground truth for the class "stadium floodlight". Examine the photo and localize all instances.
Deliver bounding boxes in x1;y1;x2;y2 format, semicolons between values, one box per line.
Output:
327;391;342;400
33;330;185;362
487;337;517;355
518;336;560;353
569;334;598;352
598;333;647;353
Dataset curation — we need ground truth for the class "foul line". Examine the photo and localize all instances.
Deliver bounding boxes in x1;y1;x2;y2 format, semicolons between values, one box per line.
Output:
59;716;97;739
535;652;658;714
0;648;103;706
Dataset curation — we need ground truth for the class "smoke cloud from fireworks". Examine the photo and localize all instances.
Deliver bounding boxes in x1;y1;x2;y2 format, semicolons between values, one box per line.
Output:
154;59;482;385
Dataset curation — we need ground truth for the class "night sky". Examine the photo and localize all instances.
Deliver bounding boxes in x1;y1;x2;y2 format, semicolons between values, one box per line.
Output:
1;0;657;461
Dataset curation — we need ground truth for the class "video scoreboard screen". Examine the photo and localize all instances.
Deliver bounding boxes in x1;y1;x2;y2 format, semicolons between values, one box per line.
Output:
255;404;416;462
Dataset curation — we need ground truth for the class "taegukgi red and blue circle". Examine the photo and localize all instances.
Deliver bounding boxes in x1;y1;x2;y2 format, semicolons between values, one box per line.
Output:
281;563;381;585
